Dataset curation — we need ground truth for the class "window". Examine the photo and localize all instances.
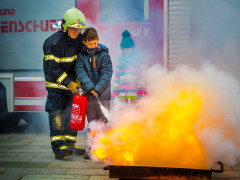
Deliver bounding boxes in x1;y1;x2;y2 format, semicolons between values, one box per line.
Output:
100;0;149;23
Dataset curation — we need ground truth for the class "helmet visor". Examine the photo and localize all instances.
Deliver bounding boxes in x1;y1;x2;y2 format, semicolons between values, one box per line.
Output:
68;20;86;29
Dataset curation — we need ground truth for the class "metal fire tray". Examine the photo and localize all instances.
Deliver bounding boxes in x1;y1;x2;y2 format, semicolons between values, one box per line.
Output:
104;162;223;180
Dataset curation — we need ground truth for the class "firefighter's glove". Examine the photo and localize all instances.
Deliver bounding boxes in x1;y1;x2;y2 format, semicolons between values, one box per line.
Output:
75;78;82;87
68;81;80;94
90;90;98;97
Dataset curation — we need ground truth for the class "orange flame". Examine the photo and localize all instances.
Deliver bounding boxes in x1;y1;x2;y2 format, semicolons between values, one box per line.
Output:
92;90;208;168
90;130;96;138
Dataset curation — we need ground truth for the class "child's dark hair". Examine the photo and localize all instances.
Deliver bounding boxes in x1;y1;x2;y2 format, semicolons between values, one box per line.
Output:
83;27;99;42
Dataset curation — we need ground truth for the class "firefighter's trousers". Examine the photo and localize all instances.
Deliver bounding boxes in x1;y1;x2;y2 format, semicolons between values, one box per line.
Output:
45;91;77;153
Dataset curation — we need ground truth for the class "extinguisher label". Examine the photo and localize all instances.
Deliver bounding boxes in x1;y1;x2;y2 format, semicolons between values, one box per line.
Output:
71;104;82;124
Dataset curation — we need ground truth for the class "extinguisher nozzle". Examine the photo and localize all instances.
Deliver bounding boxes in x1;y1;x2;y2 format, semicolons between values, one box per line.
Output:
95;96;100;104
77;87;84;95
95;96;109;120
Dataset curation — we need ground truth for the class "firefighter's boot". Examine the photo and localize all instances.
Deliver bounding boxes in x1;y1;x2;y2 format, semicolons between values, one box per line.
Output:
71;144;86;155
67;142;86;155
54;146;73;159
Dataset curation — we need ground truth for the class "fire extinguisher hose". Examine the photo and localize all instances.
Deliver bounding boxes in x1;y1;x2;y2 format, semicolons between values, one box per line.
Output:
95;96;109;119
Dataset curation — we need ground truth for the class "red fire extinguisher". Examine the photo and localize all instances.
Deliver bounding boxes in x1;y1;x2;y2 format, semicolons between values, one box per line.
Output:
70;88;88;130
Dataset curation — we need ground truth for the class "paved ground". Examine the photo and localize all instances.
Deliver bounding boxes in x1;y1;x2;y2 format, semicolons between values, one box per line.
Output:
0;133;117;180
0;123;240;180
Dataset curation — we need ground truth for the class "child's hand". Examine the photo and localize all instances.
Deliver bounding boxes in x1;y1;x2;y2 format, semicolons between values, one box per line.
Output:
90;90;98;96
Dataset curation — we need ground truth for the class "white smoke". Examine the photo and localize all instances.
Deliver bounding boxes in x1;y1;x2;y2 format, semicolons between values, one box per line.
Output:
146;63;240;167
86;0;240;168
89;60;240;168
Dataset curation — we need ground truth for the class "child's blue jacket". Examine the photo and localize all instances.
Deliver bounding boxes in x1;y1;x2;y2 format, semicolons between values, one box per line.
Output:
75;44;113;100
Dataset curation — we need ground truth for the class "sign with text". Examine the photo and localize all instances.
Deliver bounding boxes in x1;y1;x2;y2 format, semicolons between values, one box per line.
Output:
0;0;75;70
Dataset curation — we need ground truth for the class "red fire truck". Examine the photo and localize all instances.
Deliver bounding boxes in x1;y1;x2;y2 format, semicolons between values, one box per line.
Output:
1;0;190;127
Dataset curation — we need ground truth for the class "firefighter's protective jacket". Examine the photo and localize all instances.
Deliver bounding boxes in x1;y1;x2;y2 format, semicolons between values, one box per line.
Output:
43;30;84;93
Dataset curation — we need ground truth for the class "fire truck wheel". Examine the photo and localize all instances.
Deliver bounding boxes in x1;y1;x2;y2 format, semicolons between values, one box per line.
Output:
0;112;21;133
0;82;21;132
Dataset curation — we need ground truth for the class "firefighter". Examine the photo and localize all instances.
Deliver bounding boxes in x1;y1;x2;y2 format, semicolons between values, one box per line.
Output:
43;7;86;159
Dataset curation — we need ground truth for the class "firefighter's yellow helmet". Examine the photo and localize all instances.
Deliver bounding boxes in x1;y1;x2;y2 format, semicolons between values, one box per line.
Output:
61;7;86;32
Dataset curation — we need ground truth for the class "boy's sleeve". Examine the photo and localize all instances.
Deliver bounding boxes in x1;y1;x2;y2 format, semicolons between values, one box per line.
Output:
112;64;120;100
43;43;72;87
75;54;95;92
94;53;113;95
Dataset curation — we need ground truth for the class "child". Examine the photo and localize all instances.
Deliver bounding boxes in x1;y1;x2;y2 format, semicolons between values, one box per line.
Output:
112;30;146;102
75;27;113;159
